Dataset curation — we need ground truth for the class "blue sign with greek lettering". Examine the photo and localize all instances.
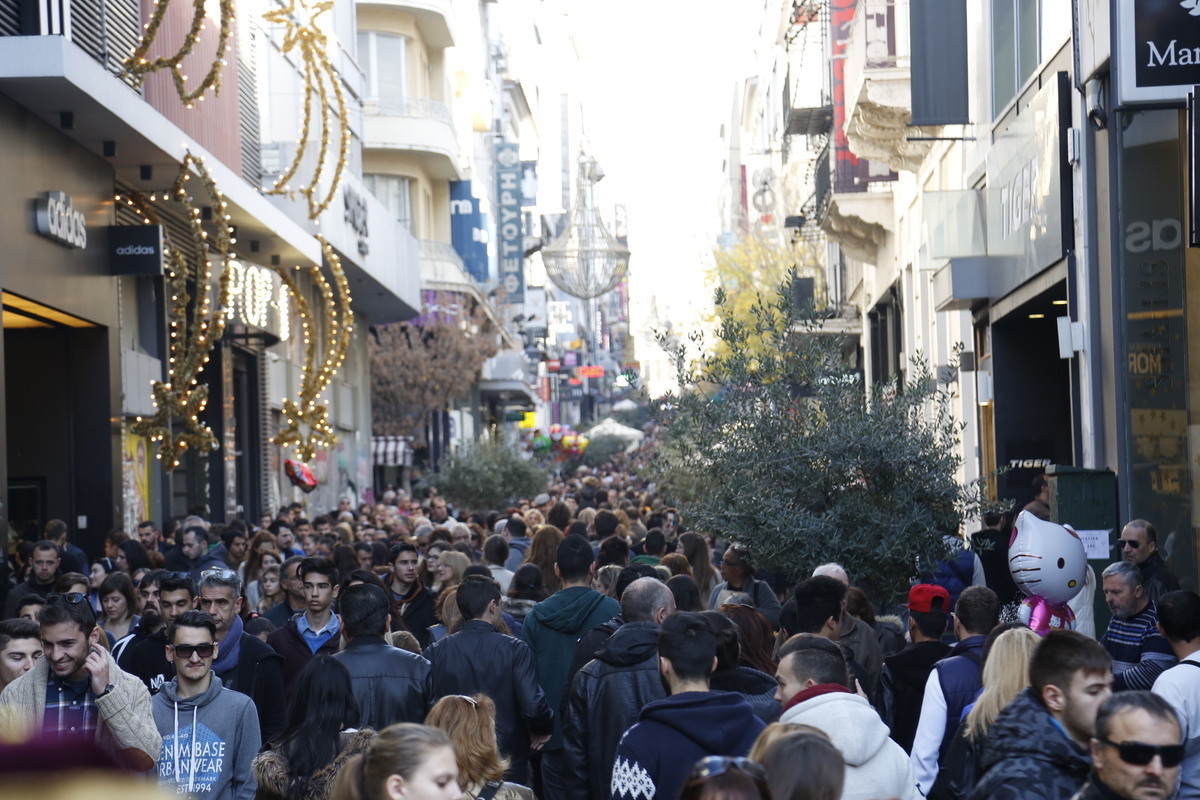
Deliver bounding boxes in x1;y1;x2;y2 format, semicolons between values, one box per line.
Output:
496;142;524;303
450;181;488;282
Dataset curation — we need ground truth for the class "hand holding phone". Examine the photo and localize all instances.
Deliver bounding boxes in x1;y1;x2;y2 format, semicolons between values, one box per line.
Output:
85;645;110;697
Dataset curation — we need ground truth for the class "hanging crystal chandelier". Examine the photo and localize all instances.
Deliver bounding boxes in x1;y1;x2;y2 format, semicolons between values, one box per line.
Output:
541;154;630;300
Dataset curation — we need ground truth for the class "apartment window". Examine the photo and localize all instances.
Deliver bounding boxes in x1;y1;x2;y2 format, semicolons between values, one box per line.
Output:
364;174;413;231
991;0;1071;115
358;31;407;105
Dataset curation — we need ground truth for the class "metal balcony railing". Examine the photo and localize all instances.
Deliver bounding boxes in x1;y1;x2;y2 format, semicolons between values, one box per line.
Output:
374;96;454;124
0;0;142;88
419;239;465;269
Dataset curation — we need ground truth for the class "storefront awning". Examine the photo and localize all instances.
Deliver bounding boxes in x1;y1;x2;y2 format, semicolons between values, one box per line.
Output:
372;436;413;467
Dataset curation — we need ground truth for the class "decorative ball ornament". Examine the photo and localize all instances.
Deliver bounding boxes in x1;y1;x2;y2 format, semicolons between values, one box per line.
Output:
261;0;350;221
284;458;318;492
1009;510;1087;635
123;0;235;107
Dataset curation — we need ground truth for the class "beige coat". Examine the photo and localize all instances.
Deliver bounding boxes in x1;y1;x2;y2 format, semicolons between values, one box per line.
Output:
0;647;161;770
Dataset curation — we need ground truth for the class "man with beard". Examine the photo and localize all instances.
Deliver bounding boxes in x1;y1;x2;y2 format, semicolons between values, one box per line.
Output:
4;541;62;619
1100;562;1176;691
115;572;196;693
1074;692;1183;800
0;592;160;769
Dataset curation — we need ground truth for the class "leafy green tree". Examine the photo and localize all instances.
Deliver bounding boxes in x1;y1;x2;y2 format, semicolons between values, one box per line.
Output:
651;278;992;603
431;439;547;510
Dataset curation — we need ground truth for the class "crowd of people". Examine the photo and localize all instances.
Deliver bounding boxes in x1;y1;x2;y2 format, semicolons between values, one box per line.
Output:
0;474;1196;800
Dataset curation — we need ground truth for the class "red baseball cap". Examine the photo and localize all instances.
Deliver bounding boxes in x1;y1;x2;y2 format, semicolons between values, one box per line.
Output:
906;584;950;614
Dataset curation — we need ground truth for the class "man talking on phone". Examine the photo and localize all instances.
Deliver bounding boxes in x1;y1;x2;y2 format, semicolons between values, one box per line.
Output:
0;591;161;770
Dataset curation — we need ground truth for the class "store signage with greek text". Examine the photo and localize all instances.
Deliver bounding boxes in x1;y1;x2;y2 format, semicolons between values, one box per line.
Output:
35;191;87;248
495;141;525;303
1117;0;1200;103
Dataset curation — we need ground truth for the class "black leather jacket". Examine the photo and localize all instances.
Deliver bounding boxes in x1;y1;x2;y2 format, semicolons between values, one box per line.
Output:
333;635;432;730
562;620;668;800
215;632;286;746
1140;551;1180;605
424;619;553;784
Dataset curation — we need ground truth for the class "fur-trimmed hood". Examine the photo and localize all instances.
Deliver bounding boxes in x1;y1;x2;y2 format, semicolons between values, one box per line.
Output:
252;728;375;800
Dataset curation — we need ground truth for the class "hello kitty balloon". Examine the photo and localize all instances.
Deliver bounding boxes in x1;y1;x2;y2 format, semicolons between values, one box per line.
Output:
1008;510;1086;635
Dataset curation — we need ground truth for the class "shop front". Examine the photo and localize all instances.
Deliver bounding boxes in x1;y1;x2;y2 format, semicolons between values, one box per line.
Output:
0;93;123;554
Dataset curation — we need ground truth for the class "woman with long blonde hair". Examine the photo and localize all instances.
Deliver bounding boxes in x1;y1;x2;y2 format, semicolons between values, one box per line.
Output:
929;625;1040;800
425;694;534;800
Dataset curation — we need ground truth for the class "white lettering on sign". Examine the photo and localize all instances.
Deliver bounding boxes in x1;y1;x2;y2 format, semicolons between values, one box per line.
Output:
999;157;1040;242
1124;218;1183;253
1008;458;1052;469
35;191;87;248
1146;40;1200;67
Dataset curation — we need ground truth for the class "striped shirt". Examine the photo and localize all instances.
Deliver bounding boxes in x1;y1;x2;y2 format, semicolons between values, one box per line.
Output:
1101;603;1177;690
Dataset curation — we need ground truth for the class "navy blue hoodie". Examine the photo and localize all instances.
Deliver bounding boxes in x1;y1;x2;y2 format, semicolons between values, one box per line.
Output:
609;690;765;800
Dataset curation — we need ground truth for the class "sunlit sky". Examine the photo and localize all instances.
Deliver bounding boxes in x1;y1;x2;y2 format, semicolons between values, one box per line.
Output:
565;0;764;344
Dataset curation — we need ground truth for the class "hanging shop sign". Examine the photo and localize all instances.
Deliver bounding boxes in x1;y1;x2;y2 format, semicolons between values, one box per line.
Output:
985;72;1072;300
450;180;489;282
495;141;525;303
1117;0;1200;104
223;260;289;340
35;191;87;248
344;185;369;255
109;224;164;275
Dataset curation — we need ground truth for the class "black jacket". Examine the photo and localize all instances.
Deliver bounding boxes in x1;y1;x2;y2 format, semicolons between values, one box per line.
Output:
1139;551;1180;605
563;620;668;800
1070;775;1123;800
710;665;780;723
333;635;432;730
215;632;286;746
391;583;437;649
565;615;622;690
969;688;1091;800
878;639;952;753
424;619;553;784
116;624;173;693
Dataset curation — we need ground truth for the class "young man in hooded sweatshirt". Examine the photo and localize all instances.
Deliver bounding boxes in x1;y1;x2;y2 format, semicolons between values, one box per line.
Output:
522;534;620;800
776;634;919;800
152;610;259;800
609;612;765;800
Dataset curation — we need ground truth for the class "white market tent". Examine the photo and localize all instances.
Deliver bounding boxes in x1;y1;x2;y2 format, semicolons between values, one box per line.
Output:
585;417;645;445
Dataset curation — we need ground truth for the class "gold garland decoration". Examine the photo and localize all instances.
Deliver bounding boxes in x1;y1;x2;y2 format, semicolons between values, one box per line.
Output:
123;0;235;108
123;153;237;470
269;236;354;462
261;0;350;221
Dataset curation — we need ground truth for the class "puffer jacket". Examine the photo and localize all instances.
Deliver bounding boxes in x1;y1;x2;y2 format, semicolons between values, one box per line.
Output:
332;635;432;730
425;619;553;784
563;621;668;800
782;687;919;800
710;665;780;723
968;688;1091;800
252;729;375;800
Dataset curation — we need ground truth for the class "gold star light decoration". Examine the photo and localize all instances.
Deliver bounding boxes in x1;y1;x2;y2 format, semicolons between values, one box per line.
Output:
262;0;351;221
122;153;236;470
123;0;235;107
269;237;354;462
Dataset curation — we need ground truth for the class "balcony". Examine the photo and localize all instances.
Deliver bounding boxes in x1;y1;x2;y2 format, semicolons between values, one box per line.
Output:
356;0;455;48
418;239;470;289
363;97;462;180
842;0;937;172
813;142;892;265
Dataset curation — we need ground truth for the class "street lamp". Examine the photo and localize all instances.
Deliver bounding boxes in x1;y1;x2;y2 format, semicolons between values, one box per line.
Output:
542;154;630;300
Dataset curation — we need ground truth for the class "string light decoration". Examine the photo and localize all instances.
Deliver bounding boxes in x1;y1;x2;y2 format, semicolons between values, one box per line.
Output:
269;235;354;462
125;152;236;470
261;0;350;221
122;0;235;107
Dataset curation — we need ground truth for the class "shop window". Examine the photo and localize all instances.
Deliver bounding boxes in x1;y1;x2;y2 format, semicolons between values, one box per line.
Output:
364;174;413;232
358;31;408;111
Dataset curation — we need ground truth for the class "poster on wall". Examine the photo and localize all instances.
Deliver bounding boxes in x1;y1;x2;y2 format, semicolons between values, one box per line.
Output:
122;430;153;533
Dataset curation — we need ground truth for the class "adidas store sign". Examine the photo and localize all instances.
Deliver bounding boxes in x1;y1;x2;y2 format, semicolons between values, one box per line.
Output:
109;224;165;276
35;191;87;249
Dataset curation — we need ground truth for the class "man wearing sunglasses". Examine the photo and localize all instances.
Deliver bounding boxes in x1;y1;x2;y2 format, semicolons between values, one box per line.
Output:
152;610;259;800
1077;692;1183;800
1118;521;1179;605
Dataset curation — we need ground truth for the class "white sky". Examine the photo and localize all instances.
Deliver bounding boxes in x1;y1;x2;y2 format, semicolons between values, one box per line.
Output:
564;0;765;341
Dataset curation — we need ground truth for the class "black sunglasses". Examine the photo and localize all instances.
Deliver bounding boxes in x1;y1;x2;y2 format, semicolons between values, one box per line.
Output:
171;643;216;659
1118;540;1141;549
47;592;87;604
689;756;766;781
1099;738;1185;767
